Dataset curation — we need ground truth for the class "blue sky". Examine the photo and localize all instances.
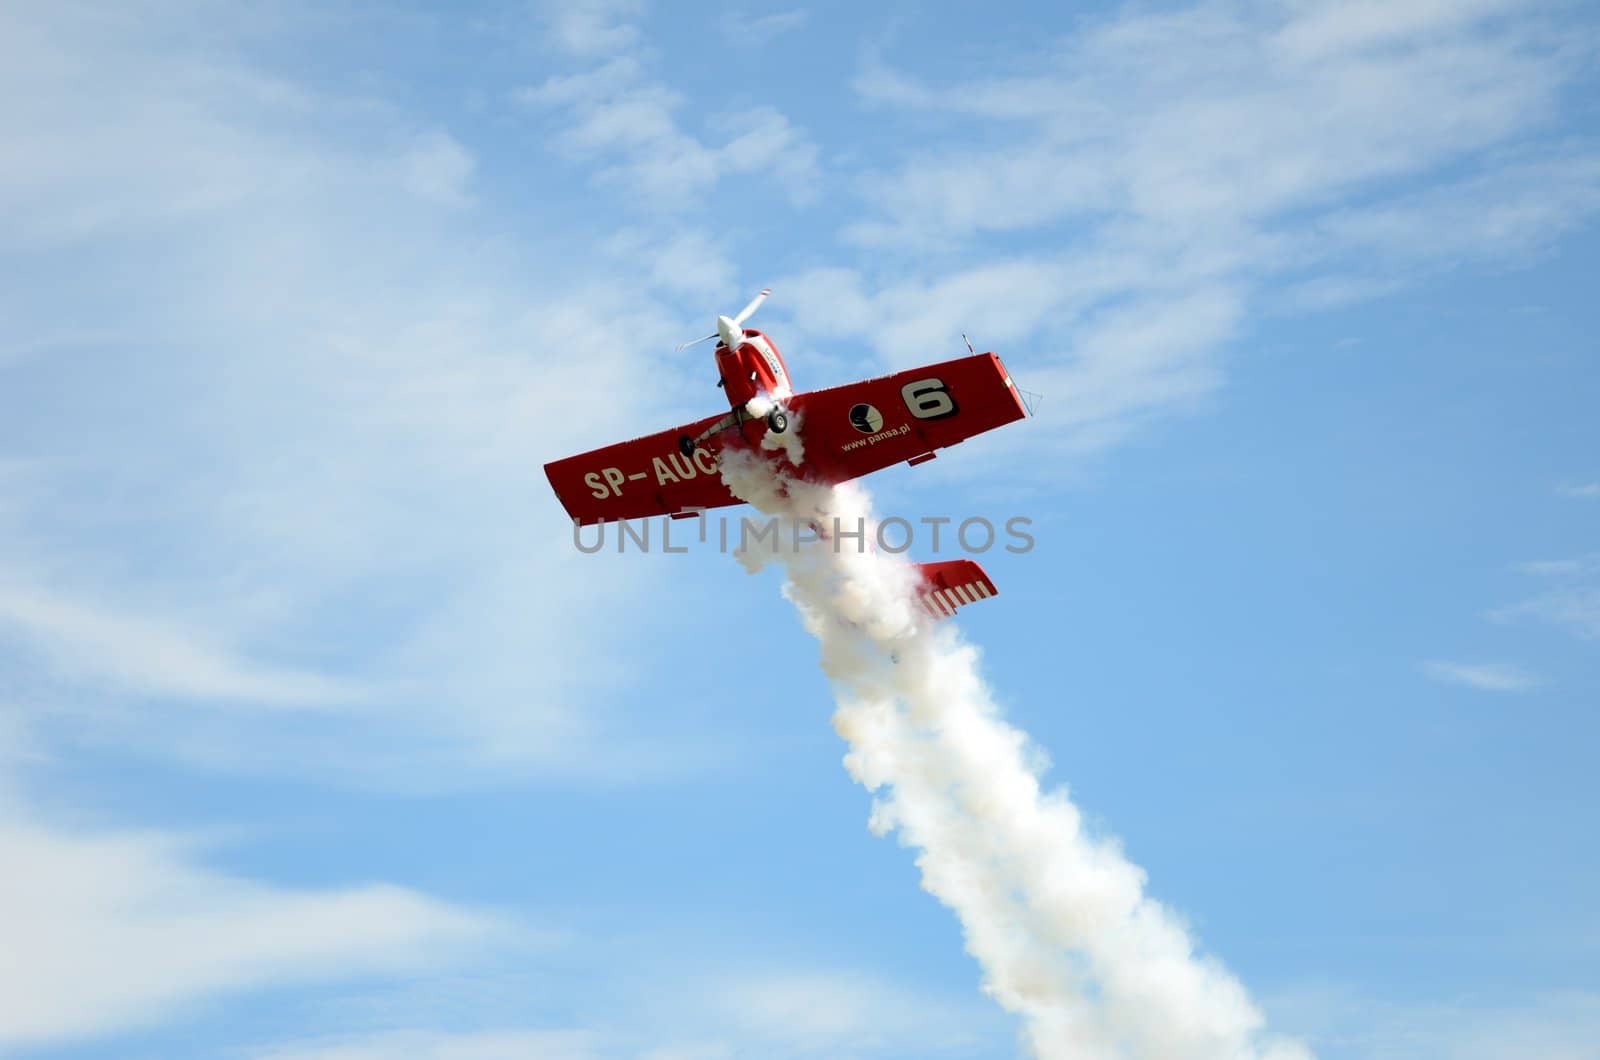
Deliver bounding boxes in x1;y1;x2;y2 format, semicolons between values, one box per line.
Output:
1;0;1597;1056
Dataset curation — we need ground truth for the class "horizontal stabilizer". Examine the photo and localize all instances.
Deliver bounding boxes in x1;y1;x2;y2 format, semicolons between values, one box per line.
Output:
913;559;997;620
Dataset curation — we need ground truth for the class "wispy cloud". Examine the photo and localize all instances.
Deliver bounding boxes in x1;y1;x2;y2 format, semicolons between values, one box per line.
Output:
1270;984;1600;1060
254;1029;606;1060
1498;554;1600;641
1421;660;1537;693
0;798;499;1049
538;0;645;58
1557;482;1600;499
0;4;741;784
515;30;819;208
1516;556;1600;577
1496;591;1600;641
851;1;1588;242
719;9;809;46
823;0;1600;462
710;969;999;1054
0;582;362;707
246;966;1000;1060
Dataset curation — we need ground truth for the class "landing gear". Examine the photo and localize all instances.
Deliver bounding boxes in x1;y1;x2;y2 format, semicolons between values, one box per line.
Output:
766;409;788;434
678;434;695;458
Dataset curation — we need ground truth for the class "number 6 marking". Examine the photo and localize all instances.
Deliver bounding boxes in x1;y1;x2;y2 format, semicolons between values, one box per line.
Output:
901;378;958;420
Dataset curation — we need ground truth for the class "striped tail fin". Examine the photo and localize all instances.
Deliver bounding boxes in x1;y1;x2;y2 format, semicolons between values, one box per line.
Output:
913;559;997;620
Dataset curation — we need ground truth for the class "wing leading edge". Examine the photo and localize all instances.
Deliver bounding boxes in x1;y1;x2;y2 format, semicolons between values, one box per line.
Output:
791;352;1027;483
543;411;743;525
545;351;1027;526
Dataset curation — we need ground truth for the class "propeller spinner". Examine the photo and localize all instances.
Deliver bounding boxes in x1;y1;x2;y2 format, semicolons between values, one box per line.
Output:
675;288;771;352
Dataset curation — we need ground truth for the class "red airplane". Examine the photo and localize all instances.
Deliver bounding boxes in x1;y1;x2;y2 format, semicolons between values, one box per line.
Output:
544;290;1027;620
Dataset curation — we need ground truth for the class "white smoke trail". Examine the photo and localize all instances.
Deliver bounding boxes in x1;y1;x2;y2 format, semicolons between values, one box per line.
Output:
719;446;1310;1060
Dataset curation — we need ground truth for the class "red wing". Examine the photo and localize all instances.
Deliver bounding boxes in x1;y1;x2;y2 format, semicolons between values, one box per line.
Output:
544;411;743;525
547;352;1025;525
791;352;1027;484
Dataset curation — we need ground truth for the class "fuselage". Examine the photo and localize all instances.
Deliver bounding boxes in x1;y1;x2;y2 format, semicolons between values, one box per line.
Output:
715;328;791;411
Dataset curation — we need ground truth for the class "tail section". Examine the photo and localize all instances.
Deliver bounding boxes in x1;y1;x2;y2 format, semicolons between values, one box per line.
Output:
913;559;997;620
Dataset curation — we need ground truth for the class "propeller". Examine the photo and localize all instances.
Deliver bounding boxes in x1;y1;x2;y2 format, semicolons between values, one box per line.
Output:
675;288;771;352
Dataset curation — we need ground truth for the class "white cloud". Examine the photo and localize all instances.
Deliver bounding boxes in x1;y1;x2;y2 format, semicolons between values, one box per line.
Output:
0;710;44;768
0;798;498;1049
1271;0;1524;62
255;1029;605;1060
781;260;1081;368
602;227;738;301
719;9;809;47
0;4;738;784
1498;590;1600;641
1498;554;1600;641
778;259;1240;459
1516;556;1600;577
824;0;1600;464
852;0;1584;241
1421;660;1537;693
1313;152;1600;267
0;582;362;706
713;970;998;1054
399;130;477;207
540;0;645;58
515;31;818;208
1557;482;1600;499
245;966;1001;1060
1270;984;1600;1060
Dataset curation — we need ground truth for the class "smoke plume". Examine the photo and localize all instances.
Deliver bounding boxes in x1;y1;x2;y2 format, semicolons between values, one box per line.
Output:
719;447;1309;1060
